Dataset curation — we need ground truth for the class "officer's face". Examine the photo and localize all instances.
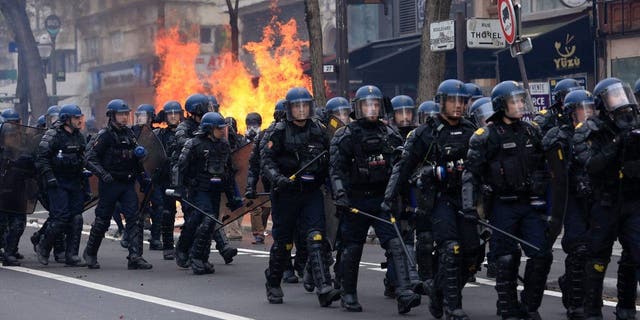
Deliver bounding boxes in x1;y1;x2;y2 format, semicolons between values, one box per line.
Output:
604;86;630;111
394;109;414;127
115;111;130;126
360;99;381;121
332;109;351;125
443;96;465;119
505;94;526;119
213;126;228;140
166;112;181;126
291;102;310;120
69;116;84;130
572;104;596;125
135;113;149;125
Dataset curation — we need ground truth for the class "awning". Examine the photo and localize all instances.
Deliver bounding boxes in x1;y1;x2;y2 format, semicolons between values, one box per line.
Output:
497;15;594;81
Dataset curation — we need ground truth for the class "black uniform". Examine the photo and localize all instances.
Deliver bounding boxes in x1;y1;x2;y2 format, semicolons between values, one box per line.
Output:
154;125;178;259
83;123;151;269
462;119;552;319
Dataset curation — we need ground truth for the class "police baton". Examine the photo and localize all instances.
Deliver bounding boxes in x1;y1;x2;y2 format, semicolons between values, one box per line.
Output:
165;189;223;225
348;208;415;268
457;211;541;252
289;150;328;181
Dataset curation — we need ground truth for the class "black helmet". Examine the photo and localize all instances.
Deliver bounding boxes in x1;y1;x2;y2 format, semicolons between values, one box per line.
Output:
593;77;639;129
199;112;227;132
284;87;313;121
563;89;597;125
552;78;583;105
353;85;384;120
417;101;439;124
185;94;211;117
246;112;262;127
490;81;533;120
390;95;416;127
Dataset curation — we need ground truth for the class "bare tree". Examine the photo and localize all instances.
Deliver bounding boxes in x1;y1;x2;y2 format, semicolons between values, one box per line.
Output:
417;0;452;102
0;0;49;119
304;0;326;107
225;0;240;61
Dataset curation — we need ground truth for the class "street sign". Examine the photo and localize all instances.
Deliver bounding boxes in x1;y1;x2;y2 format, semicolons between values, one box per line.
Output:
466;18;505;49
526;82;551;111
430;20;455;52
509;37;532;57
323;64;335;73
44;15;61;40
497;0;516;45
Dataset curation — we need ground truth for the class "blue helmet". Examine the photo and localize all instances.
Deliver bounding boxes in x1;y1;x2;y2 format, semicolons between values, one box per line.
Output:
1;109;20;122
37;115;46;127
490;81;532;119
593;77;638;113
47;105;60;116
552;78;583;105
46;105;61;127
391;95;416;127
469;97;494;127
353;85;384;120
325;97;351;112
284;87;313;121
464;83;484;99
59;104;83;121
207;95;220;112
106;99;131;114
163;101;183;114
246;112;262;127
135;104;155;125
417;101;439;124
435;79;469;104
136;104;155;116
185;94;210;116
199;112;227;132
562;89;596;124
274;99;287;122
275;99;286;112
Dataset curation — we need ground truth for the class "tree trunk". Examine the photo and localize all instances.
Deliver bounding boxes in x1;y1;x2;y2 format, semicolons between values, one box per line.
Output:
0;0;49;120
225;0;240;61
304;0;326;107
417;0;452;103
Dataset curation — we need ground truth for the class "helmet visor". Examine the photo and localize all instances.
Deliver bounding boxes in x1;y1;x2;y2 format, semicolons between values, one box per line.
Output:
355;98;384;120
474;102;495;127
286;101;312;121
114;111;131;126
212;126;229;141
331;107;352;125
393;107;417;127
46;114;59;127
418;111;438;125
134;112;150;125
571;101;597;125
600;82;638;112
503;90;534;119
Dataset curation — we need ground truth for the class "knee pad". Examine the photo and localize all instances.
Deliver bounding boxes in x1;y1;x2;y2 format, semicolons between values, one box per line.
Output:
306;230;324;246
439;240;461;256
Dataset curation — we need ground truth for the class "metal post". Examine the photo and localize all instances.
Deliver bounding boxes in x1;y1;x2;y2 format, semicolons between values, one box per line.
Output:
336;0;349;98
51;40;57;104
592;0;599;83
456;11;465;81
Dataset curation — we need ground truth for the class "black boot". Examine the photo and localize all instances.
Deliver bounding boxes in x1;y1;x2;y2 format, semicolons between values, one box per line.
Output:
191;258;215;275
495;253;523;319
189;217;215;275
213;228;237;264
427;278;444;318
564;245;588;319
161;209;176;259
438;241;470;320
307;231;341;307
388;238;421;314
127;255;153;270
36;221;66;266
416;231;435;281
407;244;427;295
175;242;190;268
340;243;363;312
615;252;637;320
583;258;608;320
53;233;66;263
65;215;86;267
4;215;26;266
521;256;552;320
303;261;315;292
265;242;289;304
125;218;151;270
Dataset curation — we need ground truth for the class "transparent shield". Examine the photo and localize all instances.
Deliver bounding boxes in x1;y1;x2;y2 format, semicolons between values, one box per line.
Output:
418;112;438;125
474;102;495;127
442;96;467;119
504;91;535;119
134;112;150;126
213;126;229;141
571;102;597;125
331;108;352;125
601;82;638;112
355;98;383;120
286;101;312;121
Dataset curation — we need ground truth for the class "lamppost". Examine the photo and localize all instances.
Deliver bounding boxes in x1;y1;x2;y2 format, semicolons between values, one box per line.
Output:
36;34;56;105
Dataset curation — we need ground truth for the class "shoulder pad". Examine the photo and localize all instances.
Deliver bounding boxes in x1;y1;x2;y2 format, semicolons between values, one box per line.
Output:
39;128;57;149
539;109;548;115
469;126;490;147
332;125;350;144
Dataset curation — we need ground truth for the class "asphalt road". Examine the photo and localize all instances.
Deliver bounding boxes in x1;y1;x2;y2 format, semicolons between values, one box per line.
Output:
0;217;633;320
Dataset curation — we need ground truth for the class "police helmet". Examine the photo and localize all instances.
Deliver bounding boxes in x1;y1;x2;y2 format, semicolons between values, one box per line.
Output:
106;99;131;115
465;83;484;99
37;115;46;127
185;94;210;116
417;101;439;125
246;112;262;127
552;78;583;105
469;97;494;127
59;104;83;121
490;81;533;120
46;105;61;127
353;85;384;120
163;101;183;114
284;87;313;121
1;109;20;122
199;112;227;132
134;104;155;125
274;99;287;122
225;117;238;133
390;95;416;127
593;77;638;113
207;95;220;112
563;89;597;125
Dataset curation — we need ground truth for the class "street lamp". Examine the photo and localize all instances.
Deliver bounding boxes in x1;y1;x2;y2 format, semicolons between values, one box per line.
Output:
36;33;56;105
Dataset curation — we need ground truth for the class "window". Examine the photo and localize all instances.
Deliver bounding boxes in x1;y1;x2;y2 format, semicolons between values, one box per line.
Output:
84;37;99;60
200;26;212;44
521;0;564;15
110;31;123;53
398;0;417;35
611;56;640;87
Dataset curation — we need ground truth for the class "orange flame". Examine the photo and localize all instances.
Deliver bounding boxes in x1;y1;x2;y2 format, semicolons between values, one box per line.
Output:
154;15;312;133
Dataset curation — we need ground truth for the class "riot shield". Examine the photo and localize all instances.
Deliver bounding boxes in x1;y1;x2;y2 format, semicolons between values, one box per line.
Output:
83;175;100;212
326;114;346;137
216;196;270;231
0;123;44;214
322;185;340;249
136;125;167;183
546;144;569;242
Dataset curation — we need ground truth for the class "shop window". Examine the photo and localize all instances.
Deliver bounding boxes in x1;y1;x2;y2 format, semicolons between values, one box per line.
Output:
611;56;640;87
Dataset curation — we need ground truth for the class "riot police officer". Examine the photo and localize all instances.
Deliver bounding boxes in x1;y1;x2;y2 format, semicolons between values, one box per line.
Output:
155;101;183;260
35;104;87;267
45;105;60;128
464;83;484;123
462;81;552;320
385;79;476;319
542;89;596;319
390;95;418;138
225;116;245;151
332;85;421;313
325;97;352;125
171;93;238;267
468;97;493;128
533;78;583;135
261;87;341;307
172;112;242;275
245;112;262;143
83;99;152;270
573;78;640;320
417;101;439;125
133;104;155;137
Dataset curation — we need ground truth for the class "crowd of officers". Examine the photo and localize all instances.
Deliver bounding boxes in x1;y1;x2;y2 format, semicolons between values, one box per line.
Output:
0;76;639;320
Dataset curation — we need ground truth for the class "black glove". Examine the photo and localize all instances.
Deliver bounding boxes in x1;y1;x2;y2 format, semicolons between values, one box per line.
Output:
275;175;292;189
102;173;114;183
226;197;244;211
461;209;479;222
380;200;393;215
244;186;257;199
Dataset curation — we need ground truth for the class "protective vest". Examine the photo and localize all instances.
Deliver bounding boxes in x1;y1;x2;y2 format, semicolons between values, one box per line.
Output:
348;122;395;191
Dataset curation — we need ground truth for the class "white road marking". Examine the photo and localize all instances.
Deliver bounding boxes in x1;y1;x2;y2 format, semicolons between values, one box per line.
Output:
0;266;255;320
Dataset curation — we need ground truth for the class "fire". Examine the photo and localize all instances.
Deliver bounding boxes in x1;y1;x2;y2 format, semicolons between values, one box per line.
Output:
154;14;312;133
153;27;203;113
